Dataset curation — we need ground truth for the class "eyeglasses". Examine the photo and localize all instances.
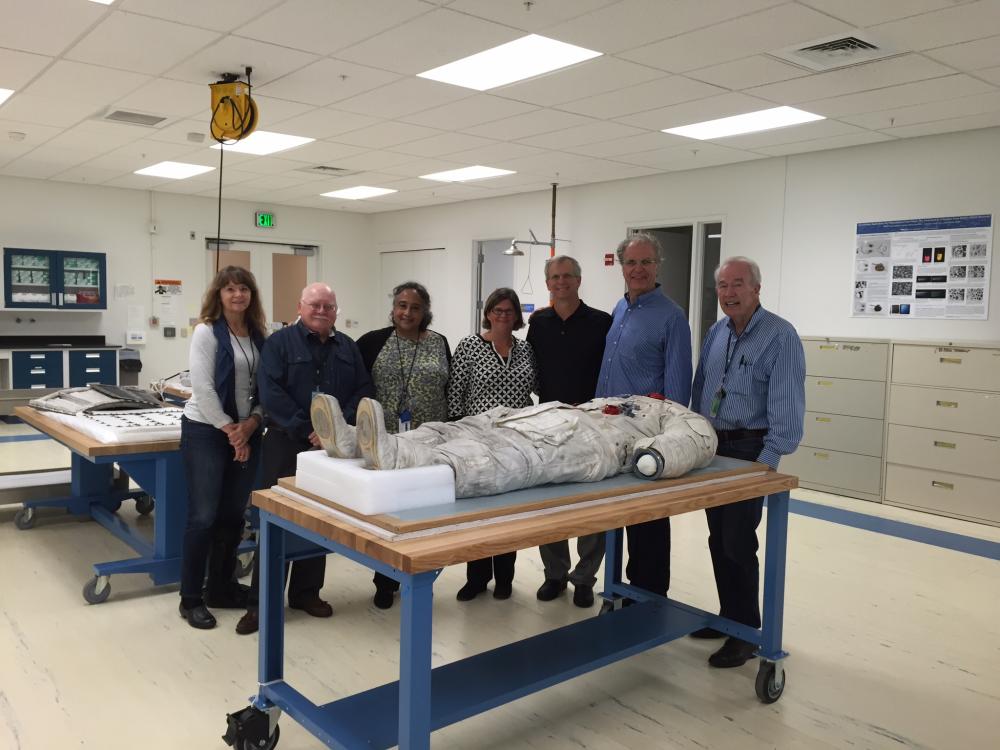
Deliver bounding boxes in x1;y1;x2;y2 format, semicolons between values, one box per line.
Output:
304;302;337;313
489;307;516;317
622;258;658;268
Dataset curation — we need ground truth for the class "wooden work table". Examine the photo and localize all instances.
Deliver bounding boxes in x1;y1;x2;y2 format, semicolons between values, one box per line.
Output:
14;405;180;456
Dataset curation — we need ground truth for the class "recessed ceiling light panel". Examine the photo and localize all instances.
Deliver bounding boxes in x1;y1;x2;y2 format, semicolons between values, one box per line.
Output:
321;186;398;200
0;88;14;107
419;165;515;182
210;130;315;155
418;34;602;91
134;161;215;179
663;106;824;140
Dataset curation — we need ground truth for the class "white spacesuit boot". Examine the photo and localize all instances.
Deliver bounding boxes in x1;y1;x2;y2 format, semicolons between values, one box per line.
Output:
356;398;442;471
310;394;358;458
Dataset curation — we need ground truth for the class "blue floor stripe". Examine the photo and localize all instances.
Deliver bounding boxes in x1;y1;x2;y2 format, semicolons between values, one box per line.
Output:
0;433;50;444
787;495;1000;562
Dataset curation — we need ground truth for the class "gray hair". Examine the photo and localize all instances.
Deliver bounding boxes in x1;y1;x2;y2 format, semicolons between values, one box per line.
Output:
544;255;581;280
715;256;762;286
616;232;664;265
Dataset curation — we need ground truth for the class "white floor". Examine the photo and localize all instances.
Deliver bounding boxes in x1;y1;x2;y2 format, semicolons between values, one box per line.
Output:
1;425;999;749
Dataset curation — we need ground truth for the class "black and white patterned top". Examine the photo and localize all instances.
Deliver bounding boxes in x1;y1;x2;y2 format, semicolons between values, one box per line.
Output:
447;334;537;419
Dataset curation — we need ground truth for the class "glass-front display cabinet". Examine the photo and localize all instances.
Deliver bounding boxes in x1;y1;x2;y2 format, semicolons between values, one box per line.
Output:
3;248;107;309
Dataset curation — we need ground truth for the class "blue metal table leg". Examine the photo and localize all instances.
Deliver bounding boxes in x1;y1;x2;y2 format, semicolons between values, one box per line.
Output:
259;514;286;688
601;527;625;605
759;490;789;661
398;570;437;750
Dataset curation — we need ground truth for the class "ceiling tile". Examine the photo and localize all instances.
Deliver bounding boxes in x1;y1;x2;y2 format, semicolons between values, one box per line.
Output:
803;74;997;118
400;95;538;130
316;150;421;172
105;173;174;190
0;119;65;148
978;65;1000;85
879;108;1000;137
44;120;148;154
378;157;466;177
2;146;93;178
712;119;868;150
145;118;214;146
249;96;316;128
0;141;36;168
51;164;126;185
334;78;472;119
236;0;430;56
446;0;616;31
613;142;764;171
557;76;727;119
754;131;895;156
0;48;53;91
335;8;519;75
494;58;664;107
687;55;810;91
615;92;775;130
113;78;208;120
464;109;594;140
547;0;786;55
119;0;285;33
208;155;319;175
389;132;499;157
744;54;956;104
0;93;103;128
255;59;401;106
22;61;150;107
517;121;647;149
271;140;369;164
443;141;547;164
269;108;381;139
562;130;688;157
872;0;1000;50
842;90;1000;129
619;4;853;73
165;36;319;87
924;34;1000;70
0;1;106;57
66;13;220;76
334;121;444;148
797;0;974;27
85;138;198;172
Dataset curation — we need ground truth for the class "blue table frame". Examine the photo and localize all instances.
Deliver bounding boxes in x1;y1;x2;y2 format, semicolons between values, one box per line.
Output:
13;407;187;603
235;469;793;750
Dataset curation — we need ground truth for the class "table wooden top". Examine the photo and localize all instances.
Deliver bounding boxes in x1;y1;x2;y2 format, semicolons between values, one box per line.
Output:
14;406;181;457
161;385;192;401
254;470;797;574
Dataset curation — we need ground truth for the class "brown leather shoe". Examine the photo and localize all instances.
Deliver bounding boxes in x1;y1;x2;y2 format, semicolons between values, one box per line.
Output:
288;596;333;618
235;609;258;635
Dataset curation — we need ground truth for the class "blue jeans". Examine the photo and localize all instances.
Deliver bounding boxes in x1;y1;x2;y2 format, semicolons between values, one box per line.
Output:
179;417;261;600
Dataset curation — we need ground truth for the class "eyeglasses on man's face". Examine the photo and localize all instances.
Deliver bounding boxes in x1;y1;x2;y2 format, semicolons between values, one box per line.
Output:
304;302;337;313
489;306;516;317
621;258;658;268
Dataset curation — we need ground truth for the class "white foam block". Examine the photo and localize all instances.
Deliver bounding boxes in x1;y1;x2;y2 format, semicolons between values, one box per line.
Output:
295;451;455;515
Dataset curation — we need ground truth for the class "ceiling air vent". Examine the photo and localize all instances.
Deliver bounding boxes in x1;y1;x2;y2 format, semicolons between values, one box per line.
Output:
296;165;363;177
769;33;900;72
103;109;168;127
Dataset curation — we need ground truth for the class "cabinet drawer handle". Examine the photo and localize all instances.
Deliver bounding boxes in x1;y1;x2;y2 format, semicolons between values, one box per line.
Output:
30;367;45;374
933;441;956;449
815;416;832;423
85;353;101;359
85;368;100;373
819;345;837;350
939;357;962;365
813;452;830;459
30;384;46;389
931;480;954;490
935;400;958;408
29;354;45;360
816;380;832;386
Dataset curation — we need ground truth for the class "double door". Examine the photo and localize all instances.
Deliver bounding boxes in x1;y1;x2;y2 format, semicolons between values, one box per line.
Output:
3;248;107;309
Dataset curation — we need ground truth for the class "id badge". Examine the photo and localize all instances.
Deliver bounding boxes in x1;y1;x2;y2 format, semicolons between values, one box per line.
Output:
398;408;413;433
709;387;725;418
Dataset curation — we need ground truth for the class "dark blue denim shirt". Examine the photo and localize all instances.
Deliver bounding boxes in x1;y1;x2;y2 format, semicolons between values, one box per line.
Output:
211;317;265;423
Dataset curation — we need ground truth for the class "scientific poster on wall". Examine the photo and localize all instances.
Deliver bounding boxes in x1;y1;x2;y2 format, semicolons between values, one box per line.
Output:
853;214;991;319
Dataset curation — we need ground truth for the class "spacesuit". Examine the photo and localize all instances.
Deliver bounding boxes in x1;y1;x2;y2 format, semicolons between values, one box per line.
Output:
311;394;717;499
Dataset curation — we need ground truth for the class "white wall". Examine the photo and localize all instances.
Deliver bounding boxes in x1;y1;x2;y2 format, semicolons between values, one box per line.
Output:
0;178;374;383
374;126;1000;347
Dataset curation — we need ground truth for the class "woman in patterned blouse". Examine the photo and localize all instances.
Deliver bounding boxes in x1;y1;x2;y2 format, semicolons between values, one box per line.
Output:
449;287;537;602
356;281;451;609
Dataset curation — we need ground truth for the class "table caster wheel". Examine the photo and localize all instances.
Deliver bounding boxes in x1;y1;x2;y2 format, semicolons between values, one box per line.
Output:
83;575;111;605
224;706;281;750
755;660;785;704
135;494;155;515
236;551;255;579
14;507;36;530
240;725;280;750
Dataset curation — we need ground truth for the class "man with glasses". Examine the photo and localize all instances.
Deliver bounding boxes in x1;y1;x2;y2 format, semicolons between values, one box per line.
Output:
596;233;692;599
527;256;612;608
690;257;804;668
236;282;373;634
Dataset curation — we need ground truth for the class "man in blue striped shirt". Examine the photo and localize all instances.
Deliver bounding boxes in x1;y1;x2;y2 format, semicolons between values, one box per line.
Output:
691;256;805;668
596;232;692;597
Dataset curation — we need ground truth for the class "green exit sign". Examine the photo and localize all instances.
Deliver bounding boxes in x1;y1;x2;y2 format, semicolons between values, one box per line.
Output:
255;211;275;228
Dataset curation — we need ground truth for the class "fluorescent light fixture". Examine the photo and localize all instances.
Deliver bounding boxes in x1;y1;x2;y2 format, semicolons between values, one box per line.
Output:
88;0;115;5
134;161;215;179
663;106;824;140
417;34;602;91
321;186;397;200
0;88;14;107
420;165;515;182
210;130;314;156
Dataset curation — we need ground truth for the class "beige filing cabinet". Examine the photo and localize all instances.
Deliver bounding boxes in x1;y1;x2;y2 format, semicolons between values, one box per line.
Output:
885;342;1000;526
780;338;889;502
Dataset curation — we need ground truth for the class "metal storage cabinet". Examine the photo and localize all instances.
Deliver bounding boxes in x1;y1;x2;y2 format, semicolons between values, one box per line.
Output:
780;337;889;502
68;350;117;386
885;342;1000;525
12;351;64;389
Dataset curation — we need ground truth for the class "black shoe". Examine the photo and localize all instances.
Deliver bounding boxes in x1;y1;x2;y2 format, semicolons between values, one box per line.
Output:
492;581;513;600
572;584;594;608
179;601;216;630
536;579;567;601
205;582;250;609
288;596;333;618
708;637;758;668
235;609;258;635
690;627;727;639
456;582;488;601
373;587;395;610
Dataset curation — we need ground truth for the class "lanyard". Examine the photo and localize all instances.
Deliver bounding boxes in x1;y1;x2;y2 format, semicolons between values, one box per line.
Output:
227;324;257;400
394;332;420;412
